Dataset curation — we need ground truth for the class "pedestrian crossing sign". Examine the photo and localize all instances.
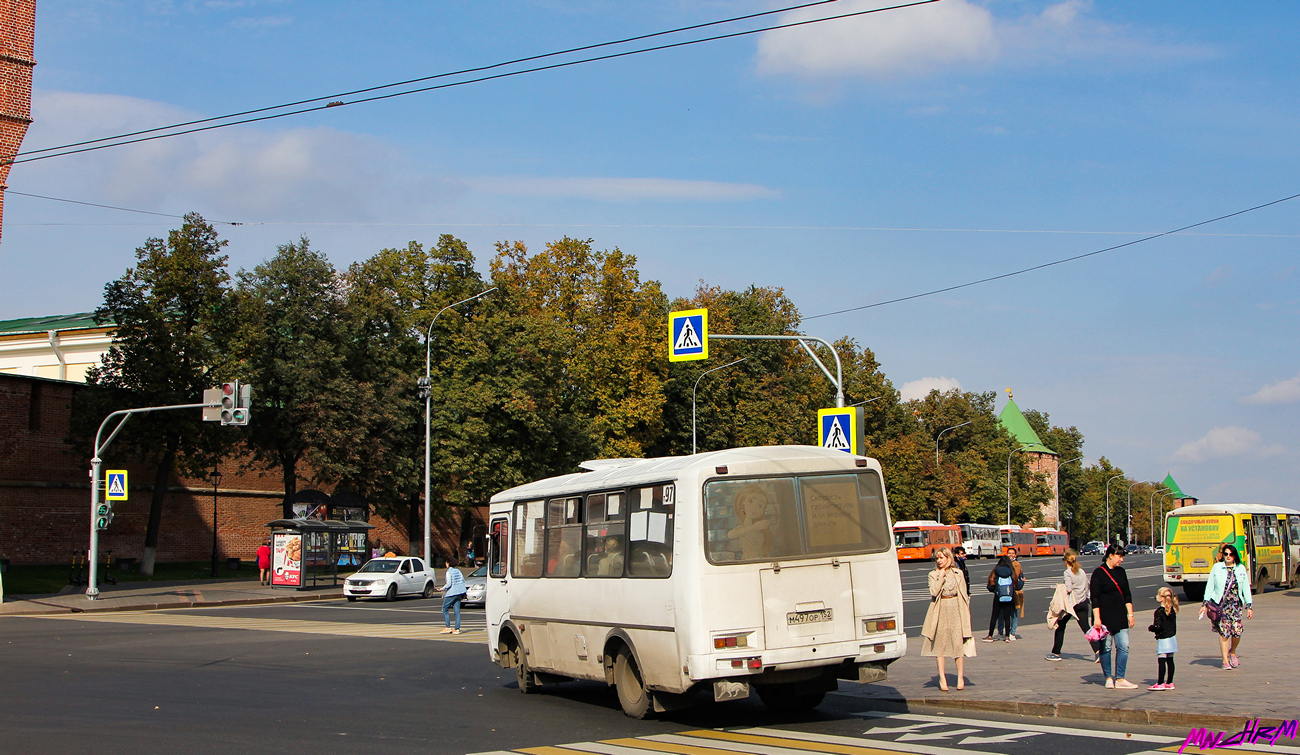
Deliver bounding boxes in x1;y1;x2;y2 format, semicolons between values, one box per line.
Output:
818;408;862;455
106;470;129;501
668;309;708;362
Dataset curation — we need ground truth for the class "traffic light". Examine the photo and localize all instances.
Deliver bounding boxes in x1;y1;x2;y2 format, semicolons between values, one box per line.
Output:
219;381;252;426
96;502;113;530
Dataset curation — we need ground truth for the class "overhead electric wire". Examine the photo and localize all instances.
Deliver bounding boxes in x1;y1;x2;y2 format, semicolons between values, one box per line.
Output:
802;191;1300;321
6;0;939;166
15;0;850;159
4;190;241;225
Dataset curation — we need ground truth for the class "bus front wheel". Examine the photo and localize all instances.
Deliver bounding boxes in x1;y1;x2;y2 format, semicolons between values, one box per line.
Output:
614;649;652;719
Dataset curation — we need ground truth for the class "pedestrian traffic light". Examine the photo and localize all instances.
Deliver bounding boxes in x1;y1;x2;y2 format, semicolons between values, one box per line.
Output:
96;502;113;530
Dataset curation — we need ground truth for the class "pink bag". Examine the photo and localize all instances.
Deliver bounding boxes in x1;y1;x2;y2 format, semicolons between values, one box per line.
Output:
1085;624;1110;643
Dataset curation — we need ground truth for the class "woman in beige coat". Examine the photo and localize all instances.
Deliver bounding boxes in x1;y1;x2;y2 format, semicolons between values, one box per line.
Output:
922;547;975;691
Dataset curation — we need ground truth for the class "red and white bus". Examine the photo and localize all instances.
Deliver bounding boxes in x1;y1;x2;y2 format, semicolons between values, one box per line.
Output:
1032;528;1068;556
999;525;1035;557
893;520;962;561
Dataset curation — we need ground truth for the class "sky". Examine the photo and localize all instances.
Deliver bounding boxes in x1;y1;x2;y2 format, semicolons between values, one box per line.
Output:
1;1;1296;508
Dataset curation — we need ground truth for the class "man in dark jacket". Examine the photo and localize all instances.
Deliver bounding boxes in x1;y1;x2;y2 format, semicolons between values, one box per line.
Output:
954;546;971;594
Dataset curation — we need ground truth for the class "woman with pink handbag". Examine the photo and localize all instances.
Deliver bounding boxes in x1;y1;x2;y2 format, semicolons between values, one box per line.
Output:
1090;544;1136;689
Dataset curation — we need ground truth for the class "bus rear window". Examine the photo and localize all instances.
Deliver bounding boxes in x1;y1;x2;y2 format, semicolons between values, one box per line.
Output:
704;472;890;564
1166;515;1234;545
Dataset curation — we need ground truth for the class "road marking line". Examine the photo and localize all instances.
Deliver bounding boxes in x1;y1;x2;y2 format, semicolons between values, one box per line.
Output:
541;743;664;755
855;712;1183;743
730;727;1003;755
601;737;744;755
26;612;486;642
651;733;869;755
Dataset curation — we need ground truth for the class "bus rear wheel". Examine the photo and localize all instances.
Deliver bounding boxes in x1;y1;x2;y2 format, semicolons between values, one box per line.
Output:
756;685;826;713
516;648;539;695
614;649;652;719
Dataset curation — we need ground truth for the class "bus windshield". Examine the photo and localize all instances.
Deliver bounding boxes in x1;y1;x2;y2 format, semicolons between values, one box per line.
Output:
895;530;923;547
704;472;890;563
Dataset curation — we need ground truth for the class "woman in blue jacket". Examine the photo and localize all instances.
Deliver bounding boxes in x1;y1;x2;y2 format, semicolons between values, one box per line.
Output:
1198;543;1253;670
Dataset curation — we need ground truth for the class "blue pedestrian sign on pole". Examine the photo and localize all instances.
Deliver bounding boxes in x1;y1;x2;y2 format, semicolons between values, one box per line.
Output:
106;470;129;501
818;408;863;455
668;309;708;362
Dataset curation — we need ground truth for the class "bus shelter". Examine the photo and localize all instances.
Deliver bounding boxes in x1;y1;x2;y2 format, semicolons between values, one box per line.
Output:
267;518;375;590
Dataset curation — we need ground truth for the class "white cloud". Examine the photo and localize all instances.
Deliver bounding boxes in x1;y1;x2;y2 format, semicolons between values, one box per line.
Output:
756;0;998;79
461;176;778;202
756;0;1212;80
1172;426;1285;463
1243;373;1300;405
20;90;416;223
899;376;961;402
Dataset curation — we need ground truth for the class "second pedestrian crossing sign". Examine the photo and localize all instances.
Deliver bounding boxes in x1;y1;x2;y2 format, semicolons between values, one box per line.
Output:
106;470;129;501
818;407;863;455
668;309;708;362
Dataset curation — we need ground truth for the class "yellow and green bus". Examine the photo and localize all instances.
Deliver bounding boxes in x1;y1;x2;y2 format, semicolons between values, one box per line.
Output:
1164;503;1300;601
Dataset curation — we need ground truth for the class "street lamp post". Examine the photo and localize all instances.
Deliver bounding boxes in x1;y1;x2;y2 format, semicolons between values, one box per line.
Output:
1054;456;1083;530
1127;480;1151;547
1147;486;1169;548
1157;492;1175;548
1104;474;1126;547
692;357;746;455
422;288;496;567
209;468;222;578
1064;511;1073;544
1006;445;1030;526
934;421;972;523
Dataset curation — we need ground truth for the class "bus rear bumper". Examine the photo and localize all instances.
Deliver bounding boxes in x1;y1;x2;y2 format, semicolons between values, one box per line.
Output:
686;634;905;683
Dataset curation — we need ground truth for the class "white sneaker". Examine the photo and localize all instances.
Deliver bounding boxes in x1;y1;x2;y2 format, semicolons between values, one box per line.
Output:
1104;678;1115;688
1114;679;1139;689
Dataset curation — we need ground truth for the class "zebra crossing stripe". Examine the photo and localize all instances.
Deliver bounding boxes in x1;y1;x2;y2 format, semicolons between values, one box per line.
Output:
684;730;913;755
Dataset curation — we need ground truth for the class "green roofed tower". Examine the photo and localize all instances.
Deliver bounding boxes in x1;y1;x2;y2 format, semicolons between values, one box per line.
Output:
998;392;1061;528
1161;473;1198;509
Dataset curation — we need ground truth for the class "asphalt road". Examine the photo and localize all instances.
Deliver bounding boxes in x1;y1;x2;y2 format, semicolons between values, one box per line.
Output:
0;554;1189;755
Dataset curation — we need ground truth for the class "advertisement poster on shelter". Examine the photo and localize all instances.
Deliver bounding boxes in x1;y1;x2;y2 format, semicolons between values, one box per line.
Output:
272;532;302;587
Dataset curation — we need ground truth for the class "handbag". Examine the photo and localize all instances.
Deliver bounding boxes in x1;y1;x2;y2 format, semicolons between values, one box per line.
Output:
1085;624;1110;642
1204;600;1221;622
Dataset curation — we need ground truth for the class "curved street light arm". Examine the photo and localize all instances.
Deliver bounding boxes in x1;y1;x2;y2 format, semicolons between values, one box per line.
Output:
692;358;747;455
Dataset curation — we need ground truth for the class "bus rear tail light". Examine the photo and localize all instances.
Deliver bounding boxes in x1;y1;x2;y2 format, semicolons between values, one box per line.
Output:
714;633;750;650
729;657;762;669
863;618;896;633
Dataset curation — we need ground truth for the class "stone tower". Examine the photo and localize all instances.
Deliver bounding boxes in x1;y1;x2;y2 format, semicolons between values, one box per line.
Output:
998;394;1061;527
0;0;34;246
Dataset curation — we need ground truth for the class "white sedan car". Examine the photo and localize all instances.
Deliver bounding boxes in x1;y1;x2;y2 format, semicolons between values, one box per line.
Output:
344;557;436;602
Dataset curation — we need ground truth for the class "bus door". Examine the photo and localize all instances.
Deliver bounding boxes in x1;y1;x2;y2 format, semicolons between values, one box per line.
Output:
486;515;511;637
1288;515;1300;588
1249;514;1284;592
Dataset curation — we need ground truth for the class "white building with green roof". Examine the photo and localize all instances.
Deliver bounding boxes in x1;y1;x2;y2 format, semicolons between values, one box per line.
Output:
997;394;1061;528
0;313;114;382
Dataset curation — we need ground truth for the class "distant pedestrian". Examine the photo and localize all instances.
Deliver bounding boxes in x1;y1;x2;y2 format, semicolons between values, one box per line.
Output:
1200;543;1252;670
440;557;467;634
1046;548;1101;662
982;556;1019;642
1009;552;1025;640
1091;544;1137;689
953;546;971;595
921;548;975;691
1148;586;1179;690
257;539;272;585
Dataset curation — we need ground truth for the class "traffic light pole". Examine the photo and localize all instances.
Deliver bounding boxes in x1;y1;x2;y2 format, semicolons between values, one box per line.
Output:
86;401;219;599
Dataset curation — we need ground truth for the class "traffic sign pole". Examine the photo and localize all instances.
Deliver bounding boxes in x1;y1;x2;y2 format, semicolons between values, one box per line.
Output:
85;398;234;599
710;333;845;407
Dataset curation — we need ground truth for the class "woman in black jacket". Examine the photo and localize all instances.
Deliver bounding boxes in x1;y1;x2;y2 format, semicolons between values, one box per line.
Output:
1090;544;1136;689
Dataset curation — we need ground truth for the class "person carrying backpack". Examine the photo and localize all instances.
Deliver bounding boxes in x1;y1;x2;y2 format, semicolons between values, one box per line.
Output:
982;555;1020;642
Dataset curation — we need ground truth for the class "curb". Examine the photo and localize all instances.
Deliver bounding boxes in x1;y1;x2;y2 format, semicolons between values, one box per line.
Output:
856;694;1291;733
0;591;343;616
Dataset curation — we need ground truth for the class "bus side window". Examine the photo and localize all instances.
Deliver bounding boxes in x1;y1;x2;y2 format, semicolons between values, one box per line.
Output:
546;497;583;577
513;501;545;578
584;491;626;578
629;485;673;578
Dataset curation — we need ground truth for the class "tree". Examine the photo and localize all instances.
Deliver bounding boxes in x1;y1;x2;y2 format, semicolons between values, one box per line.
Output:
79;213;235;575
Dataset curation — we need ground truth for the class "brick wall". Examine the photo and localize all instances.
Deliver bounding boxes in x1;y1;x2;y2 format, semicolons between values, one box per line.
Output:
0;373;488;565
0;0;35;245
1025;451;1060;527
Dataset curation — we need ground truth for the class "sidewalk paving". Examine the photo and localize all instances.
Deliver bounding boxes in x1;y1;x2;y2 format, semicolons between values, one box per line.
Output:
0;577;342;615
840;584;1300;732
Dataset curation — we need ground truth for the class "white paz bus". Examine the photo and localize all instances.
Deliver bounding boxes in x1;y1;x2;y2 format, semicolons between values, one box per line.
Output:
484;445;906;718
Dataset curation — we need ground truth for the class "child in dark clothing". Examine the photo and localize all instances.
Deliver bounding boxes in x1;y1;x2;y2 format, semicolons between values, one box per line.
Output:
1148;586;1179;690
